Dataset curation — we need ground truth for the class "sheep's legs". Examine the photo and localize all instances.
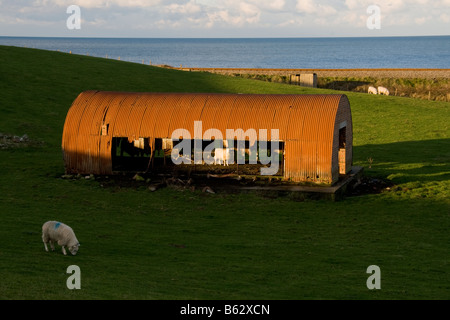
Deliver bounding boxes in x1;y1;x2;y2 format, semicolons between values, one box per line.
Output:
43;240;55;252
62;246;67;255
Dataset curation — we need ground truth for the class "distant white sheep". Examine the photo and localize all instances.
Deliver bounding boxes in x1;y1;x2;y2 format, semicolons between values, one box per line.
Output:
170;149;193;164
214;148;232;166
42;221;80;255
368;86;378;94
377;86;390;95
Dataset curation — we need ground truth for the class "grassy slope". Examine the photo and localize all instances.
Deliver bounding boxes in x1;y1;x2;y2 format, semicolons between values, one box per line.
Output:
0;46;449;299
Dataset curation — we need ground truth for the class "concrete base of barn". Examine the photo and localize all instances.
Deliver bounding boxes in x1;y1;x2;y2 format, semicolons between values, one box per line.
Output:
211;166;364;201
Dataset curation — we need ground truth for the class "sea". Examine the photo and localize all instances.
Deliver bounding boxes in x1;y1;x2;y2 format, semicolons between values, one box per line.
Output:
0;36;449;69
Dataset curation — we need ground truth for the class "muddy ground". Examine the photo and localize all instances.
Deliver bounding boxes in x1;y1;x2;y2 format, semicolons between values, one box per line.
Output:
62;166;394;199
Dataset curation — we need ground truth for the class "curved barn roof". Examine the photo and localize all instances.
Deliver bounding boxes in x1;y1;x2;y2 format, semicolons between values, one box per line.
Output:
62;91;352;184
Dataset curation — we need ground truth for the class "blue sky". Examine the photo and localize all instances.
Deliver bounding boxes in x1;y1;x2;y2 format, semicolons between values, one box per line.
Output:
0;0;449;37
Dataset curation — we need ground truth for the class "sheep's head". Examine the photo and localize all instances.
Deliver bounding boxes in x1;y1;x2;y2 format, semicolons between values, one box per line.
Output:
69;243;80;255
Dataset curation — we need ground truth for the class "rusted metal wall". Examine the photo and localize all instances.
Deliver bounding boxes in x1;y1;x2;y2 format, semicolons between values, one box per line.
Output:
62;91;352;185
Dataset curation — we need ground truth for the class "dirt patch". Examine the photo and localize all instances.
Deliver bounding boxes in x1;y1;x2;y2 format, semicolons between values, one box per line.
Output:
346;176;395;197
62;170;394;198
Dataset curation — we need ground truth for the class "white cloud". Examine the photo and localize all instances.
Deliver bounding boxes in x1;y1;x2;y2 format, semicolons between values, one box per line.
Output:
414;16;428;24
0;0;448;37
382;0;406;14
439;13;450;22
164;0;201;14
296;0;337;16
238;2;261;23
249;0;286;11
51;0;161;8
344;0;359;11
196;0;263;28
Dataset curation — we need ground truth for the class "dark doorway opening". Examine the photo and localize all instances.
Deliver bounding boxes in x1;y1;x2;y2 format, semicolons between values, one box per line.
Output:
338;127;346;174
112;137;151;171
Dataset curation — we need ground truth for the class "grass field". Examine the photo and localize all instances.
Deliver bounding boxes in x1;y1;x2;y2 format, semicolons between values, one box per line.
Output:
318;76;450;101
0;45;449;300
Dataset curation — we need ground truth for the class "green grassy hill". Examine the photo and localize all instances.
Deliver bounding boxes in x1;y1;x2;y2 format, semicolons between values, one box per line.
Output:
0;45;449;299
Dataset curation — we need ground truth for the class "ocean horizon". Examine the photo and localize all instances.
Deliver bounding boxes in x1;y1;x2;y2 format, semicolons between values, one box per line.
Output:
1;35;449;69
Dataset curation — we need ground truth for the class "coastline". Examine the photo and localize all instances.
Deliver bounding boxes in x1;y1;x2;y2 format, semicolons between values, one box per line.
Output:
171;66;450;101
178;67;450;79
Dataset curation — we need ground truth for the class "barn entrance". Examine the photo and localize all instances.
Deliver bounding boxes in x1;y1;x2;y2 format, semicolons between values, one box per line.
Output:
170;139;285;176
111;137;152;171
338;126;346;175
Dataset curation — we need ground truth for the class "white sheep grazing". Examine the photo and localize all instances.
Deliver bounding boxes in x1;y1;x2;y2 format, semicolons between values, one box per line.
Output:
214;148;231;166
377;86;390;95
42;221;80;255
368;86;378;94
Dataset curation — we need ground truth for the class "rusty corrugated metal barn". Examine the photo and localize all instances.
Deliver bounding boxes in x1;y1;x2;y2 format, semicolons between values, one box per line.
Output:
62;91;352;185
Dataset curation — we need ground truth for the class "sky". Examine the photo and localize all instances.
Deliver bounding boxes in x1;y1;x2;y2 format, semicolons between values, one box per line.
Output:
0;0;449;38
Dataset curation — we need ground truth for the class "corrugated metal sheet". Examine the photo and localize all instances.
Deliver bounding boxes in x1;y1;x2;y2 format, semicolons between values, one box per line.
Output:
75;92;108;174
62;91;98;173
86;92;111;174
183;94;208;138
139;94;167;138
212;94;237;138
200;95;223;140
271;95;295;141
252;96;272;141
316;95;334;182
99;93;130;174
62;91;352;185
168;94;195;138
